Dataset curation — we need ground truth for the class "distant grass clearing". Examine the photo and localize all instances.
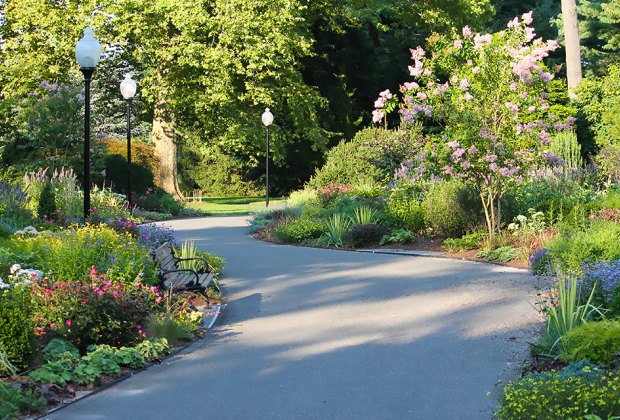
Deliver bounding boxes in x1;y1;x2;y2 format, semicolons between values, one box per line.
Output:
186;196;286;215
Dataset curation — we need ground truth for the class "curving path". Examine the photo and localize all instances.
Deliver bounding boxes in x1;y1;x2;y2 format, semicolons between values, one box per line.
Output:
46;216;540;420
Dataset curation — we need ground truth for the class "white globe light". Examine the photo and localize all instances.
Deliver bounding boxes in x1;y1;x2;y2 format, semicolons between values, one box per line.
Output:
262;108;274;127
75;27;102;69
120;74;137;100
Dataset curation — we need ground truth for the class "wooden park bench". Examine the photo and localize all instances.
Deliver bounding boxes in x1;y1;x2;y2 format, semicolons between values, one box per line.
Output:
154;242;219;298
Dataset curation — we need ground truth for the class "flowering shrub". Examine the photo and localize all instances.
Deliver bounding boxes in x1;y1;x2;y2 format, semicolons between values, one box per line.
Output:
529;247;552;275
589;208;620;223
0;181;31;226
374;12;574;240
136;223;177;254
576;260;620;317
12;224;157;285
316;183;353;207
31;269;161;352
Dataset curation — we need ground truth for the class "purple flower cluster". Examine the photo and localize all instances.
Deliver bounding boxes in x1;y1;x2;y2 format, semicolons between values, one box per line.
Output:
530;247;551;275
577;260;620;305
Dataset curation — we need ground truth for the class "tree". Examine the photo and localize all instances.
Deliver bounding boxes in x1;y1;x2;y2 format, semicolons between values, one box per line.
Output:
561;0;583;96
374;13;575;241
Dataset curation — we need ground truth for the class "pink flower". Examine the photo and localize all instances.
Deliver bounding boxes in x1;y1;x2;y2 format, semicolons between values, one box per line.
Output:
474;33;492;50
97;290;105;296
44;289;51;295
507;17;519;28
464;92;474;101
509;82;519;91
374;98;386;108
379;89;392;99
443;165;455;176
472;67;480;74
460;79;470;90
409;66;423;77
417;92;427;101
462;26;473;38
410;46;425;60
461;160;471;169
448;140;460;148
525;27;536;42
150;286;159;293
454;40;463;49
113;291;119;297
489;163;499;172
65;319;72;327
528;106;537;113
468;145;478;154
522;11;533;26
402;82;419;90
372;109;384;123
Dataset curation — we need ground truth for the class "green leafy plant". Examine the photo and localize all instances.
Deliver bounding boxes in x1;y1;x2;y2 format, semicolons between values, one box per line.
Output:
475;246;518;263
351;206;378;226
380;229;414;245
115;346;146;369
550;130;582;169
561;319;620;366
273;217;325;243
0;283;39;369
0;342;17;377
442;231;487;252
321;213;353;247
42;338;79;362
135;338;171;363
497;371;620;418
29;358;75;386
73;344;121;385
384;182;426;230
0;381;45;419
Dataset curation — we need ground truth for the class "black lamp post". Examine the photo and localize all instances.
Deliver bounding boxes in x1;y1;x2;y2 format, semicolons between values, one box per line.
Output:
261;108;273;208
120;74;137;209
75;27;101;219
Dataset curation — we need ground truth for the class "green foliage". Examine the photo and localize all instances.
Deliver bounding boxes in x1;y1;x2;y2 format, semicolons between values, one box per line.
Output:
134;187;183;216
322;214;353;247
475;246;518;263
13;224;156;285
92;153;155;196
29;358;75;386
42;338;79;363
351;206;379;226
307;127;422;189
443;231;487;252
102;138;161;187
36;181;56;220
135;338;171;363
380;229;414;245
146;313;195;346
287;189;320;208
0;285;38;370
0;342;17;377
422;180;482;238
496;371;620;419
547;221;620;272
562;319;620;366
115;346;146;369
343;224;391;247
274;217;325;244
0;381;45;419
549;130;582;169
384;182;426;230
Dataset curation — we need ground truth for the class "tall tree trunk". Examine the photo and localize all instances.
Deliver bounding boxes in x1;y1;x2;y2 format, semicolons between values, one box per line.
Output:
152;100;184;200
562;0;583;98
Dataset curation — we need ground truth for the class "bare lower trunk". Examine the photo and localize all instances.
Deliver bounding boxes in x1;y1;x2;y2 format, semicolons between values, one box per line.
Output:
561;0;582;98
152;101;184;201
480;186;498;244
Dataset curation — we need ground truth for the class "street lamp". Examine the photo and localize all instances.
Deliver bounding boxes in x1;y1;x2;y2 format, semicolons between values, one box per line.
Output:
75;27;101;218
120;74;137;209
261;108;274;208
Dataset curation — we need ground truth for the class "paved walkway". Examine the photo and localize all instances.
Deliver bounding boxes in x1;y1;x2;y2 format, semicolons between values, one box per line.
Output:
46;216;540;420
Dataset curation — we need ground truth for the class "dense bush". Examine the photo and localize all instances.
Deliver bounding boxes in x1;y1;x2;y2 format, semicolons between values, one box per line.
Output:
0;381;45;419
0;283;38;369
101;138;161;184
134;187;183;216
443;231;487;252
497;371;620;418
31;270;160;352
37;181;56;219
92;153;155;195
343;224;391;247
546;221;620;272
384;182;426;230
12;224;157;285
273;217;325;243
307;126;422;189
421;180;482;238
561;320;620;366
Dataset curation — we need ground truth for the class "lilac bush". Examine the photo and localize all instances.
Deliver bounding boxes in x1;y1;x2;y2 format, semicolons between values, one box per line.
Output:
373;12;575;241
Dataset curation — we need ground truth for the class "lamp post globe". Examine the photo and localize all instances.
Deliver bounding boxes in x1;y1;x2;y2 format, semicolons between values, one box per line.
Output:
75;27;101;219
120;75;137;209
262;108;273;208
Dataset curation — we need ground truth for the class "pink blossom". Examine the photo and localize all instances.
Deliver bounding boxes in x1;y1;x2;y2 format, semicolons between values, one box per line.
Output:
379;89;392;99
505;102;519;114
410;46;426;60
374;98;386;108
507;17;519;28
468;145;478;154
539;71;554;82
448;140;460;148
450;75;459;84
461;160;471;169
97;290;105;296
443;166;455;176
423;105;432;117
540;103;550;111
489;163;499;172
525;27;536;42
424;68;432;76
372;109;384;123
454;40;463;49
464;92;474;101
509;82;519;91
462;26;473;38
519;92;528;99
409;66;423;77
484;154;498;163
472;67;480;74
499;167;511;176
65;319;72;327
522;11;533;26
474;33;492;50
402;82;419;90
417;92;427;101
459;79;470;90
528;106;536;113
113;291;119;297
44;289;51;295
539;130;552;145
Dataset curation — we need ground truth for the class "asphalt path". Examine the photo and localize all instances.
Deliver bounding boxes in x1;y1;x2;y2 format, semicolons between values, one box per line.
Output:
46;216;540;420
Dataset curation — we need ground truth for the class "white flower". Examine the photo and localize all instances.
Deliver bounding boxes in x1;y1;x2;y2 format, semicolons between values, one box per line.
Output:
10;264;21;275
0;278;10;290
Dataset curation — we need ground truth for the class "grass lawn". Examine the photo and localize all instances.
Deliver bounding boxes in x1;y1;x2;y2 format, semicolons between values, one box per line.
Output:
186;196;286;215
